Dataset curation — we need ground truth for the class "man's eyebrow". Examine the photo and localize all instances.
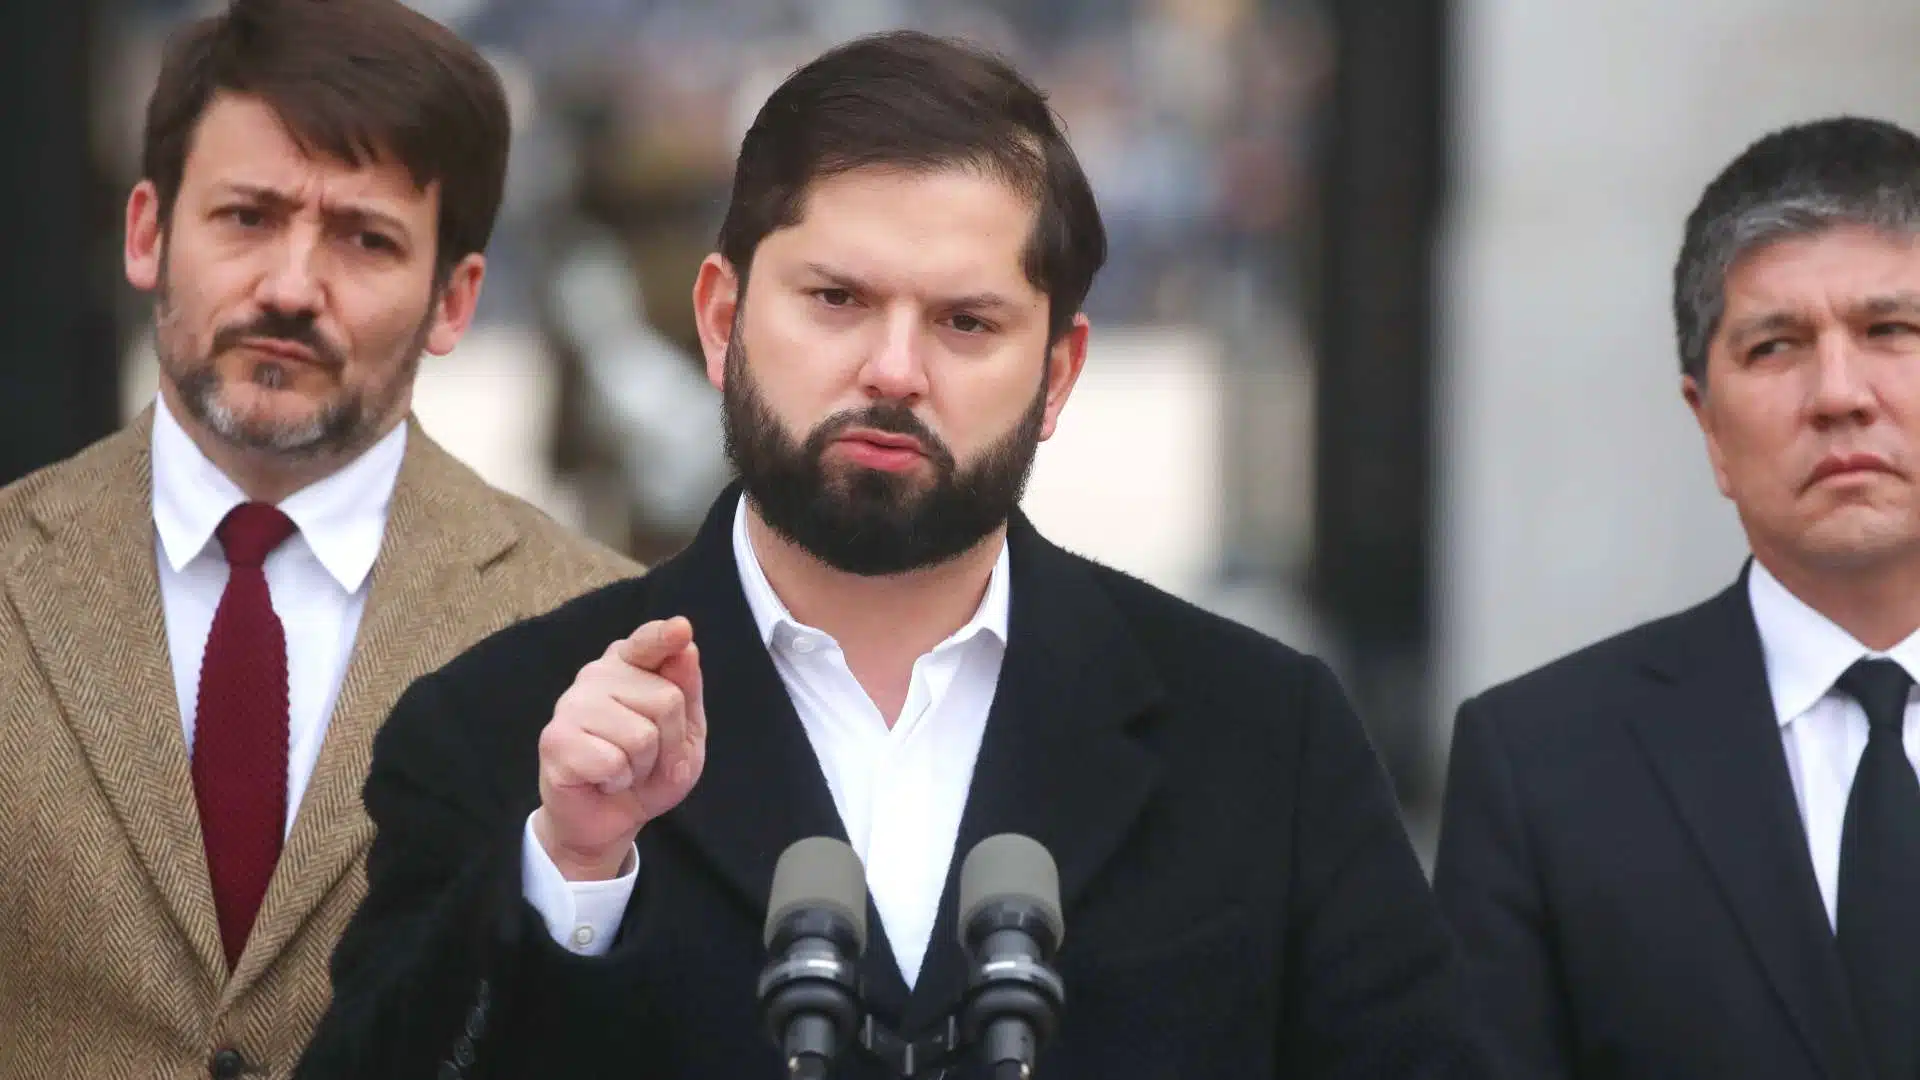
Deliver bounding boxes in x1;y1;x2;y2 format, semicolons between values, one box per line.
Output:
1854;292;1920;320
937;291;1018;312
1724;310;1807;343
800;264;1023;312
801;262;871;292
324;203;412;239
210;182;413;238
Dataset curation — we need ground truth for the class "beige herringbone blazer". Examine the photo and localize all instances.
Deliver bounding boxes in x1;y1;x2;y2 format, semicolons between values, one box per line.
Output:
0;410;640;1079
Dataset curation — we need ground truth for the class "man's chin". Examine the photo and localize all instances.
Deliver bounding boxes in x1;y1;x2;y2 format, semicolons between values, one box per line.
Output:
1791;511;1920;569
822;460;933;498
197;389;342;456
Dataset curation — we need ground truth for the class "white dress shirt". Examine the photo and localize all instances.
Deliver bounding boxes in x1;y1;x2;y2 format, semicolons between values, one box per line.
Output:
1748;559;1920;928
527;494;1009;988
151;393;405;836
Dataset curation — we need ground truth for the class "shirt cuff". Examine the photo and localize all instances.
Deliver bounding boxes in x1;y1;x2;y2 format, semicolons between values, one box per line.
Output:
520;811;639;957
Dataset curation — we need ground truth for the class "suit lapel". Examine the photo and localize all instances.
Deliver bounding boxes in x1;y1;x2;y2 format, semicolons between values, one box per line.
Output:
1627;575;1865;1080
652;493;851;926
902;514;1164;1032
3;416;227;981
224;425;518;1003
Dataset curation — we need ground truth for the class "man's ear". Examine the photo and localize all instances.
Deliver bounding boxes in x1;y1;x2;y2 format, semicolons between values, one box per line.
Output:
1038;313;1092;442
424;254;487;356
693;253;743;392
1683;372;1735;499
126;180;164;292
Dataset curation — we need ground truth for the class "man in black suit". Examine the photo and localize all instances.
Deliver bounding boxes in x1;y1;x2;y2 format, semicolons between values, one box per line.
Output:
297;30;1493;1080
1435;115;1920;1080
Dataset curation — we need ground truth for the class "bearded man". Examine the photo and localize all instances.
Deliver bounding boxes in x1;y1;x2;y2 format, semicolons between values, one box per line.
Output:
299;29;1491;1080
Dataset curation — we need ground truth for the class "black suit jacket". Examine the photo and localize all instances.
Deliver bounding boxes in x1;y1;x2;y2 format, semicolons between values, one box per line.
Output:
1434;571;1873;1080
297;489;1493;1080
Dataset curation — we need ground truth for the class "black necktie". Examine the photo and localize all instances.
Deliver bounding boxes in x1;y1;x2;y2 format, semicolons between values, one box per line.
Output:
1835;657;1920;1080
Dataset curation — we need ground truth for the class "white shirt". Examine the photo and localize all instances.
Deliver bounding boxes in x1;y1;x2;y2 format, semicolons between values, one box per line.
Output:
1748;559;1920;928
527;494;1009;987
151;393;404;835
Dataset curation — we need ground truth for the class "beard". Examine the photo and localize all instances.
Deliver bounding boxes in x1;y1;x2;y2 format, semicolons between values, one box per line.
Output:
154;257;428;460
721;331;1048;577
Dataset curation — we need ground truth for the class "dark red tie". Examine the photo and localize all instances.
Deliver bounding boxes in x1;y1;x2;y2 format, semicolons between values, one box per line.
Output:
192;502;297;969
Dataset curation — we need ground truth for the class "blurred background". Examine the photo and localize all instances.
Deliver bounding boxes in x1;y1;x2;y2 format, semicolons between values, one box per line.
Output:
8;0;1920;860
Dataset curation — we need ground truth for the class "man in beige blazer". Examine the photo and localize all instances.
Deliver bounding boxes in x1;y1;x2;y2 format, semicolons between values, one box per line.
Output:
0;1;637;1077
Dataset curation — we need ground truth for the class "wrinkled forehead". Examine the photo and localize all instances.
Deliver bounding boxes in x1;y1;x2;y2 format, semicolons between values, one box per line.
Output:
178;94;438;221
763;165;1045;303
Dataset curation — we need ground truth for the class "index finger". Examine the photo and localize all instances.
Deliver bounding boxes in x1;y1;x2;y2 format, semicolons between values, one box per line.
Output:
617;616;693;671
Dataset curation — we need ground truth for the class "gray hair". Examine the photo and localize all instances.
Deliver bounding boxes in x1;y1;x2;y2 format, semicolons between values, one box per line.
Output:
1672;116;1920;384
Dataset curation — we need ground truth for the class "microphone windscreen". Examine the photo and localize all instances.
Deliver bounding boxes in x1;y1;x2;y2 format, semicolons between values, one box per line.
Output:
764;836;868;952
957;833;1063;946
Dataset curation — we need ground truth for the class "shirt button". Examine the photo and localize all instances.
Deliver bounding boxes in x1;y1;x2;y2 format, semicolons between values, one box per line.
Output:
793;636;817;654
209;1048;246;1079
571;925;595;949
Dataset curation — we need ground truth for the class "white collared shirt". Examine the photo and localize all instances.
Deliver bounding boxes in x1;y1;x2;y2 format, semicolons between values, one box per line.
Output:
733;495;1008;985
526;494;1009;987
1748;558;1920;928
151;393;405;836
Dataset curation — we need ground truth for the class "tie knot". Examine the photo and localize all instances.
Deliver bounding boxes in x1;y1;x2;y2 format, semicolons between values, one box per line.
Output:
1837;658;1914;734
216;503;296;568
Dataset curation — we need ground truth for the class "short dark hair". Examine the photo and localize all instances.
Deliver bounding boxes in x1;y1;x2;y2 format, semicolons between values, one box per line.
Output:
716;30;1107;342
141;0;512;280
1673;116;1920;383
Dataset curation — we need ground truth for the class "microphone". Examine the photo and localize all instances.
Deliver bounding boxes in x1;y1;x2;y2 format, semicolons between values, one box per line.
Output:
757;837;868;1080
956;834;1066;1080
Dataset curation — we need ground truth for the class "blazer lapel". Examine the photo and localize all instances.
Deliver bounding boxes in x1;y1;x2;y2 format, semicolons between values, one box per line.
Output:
3;416;227;981
652;493;851;925
902;514;1164;1032
224;425;518;1002
1627;575;1865;1080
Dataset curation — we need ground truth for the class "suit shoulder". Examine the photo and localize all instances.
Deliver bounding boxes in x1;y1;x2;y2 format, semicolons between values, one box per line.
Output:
405;433;643;612
1075;553;1323;680
0;461;67;543
433;570;655;690
1462;588;1727;726
0;429;145;552
484;485;642;587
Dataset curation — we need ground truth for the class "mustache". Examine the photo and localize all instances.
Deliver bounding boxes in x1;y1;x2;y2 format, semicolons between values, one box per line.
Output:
209;310;345;369
811;402;956;472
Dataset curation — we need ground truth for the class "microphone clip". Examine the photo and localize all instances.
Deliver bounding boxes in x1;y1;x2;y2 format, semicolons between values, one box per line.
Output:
858;1013;965;1080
